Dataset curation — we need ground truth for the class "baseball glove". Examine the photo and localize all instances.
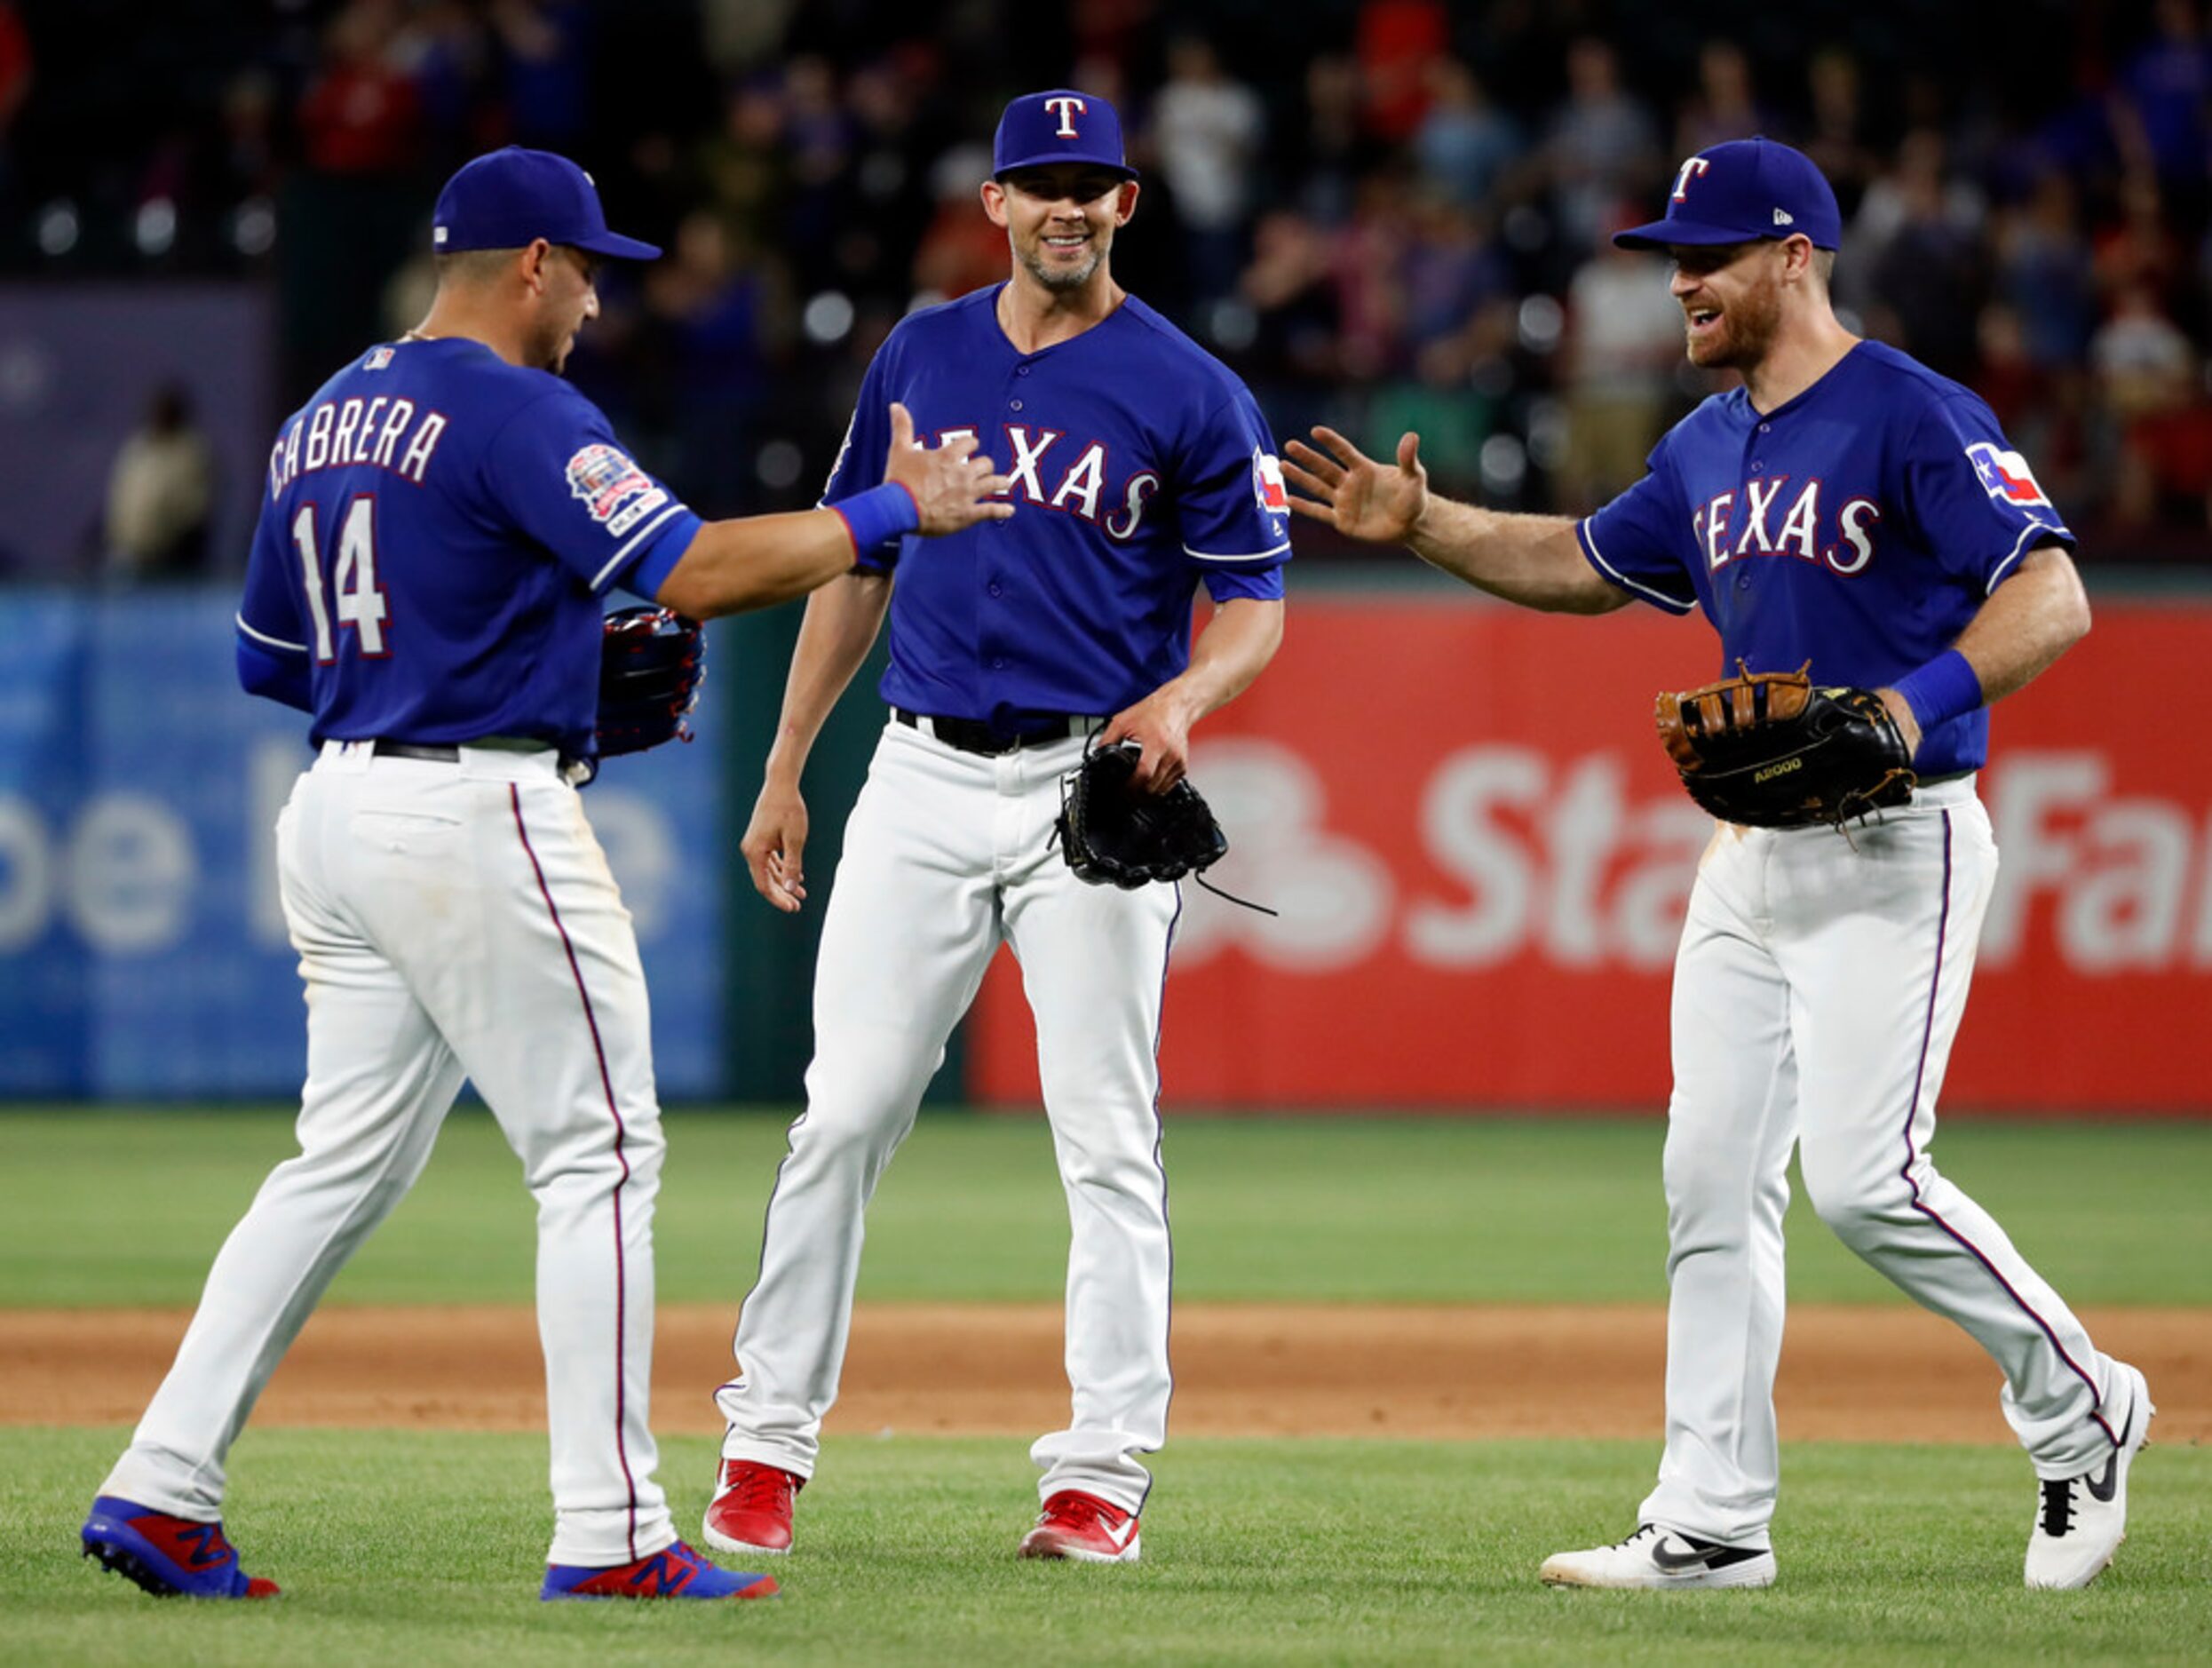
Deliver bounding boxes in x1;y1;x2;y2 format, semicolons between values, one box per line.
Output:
1655;664;1916;830
1056;741;1229;889
595;606;706;759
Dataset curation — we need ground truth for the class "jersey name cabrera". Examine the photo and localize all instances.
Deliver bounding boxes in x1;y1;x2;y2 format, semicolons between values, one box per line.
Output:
237;338;699;755
824;286;1290;725
1577;340;2073;775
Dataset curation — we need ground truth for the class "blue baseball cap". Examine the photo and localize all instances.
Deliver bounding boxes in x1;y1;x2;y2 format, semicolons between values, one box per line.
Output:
992;90;1138;179
1613;137;1842;252
432;147;661;260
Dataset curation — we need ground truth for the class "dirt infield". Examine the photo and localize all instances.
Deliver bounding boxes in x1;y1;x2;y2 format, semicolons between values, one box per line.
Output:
7;1303;2206;1444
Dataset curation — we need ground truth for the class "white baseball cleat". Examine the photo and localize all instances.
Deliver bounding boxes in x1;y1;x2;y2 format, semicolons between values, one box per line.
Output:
2025;1362;2154;1591
1540;1523;1776;1590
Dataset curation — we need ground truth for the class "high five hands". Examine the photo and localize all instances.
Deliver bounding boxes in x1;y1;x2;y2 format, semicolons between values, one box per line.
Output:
1281;427;1430;544
882;401;1015;535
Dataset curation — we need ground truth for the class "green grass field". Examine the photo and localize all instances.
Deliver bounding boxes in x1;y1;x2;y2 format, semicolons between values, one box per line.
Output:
4;1108;2208;1664
4;1108;2209;1307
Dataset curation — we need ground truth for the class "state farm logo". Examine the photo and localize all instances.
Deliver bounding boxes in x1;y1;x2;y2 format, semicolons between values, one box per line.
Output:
1175;742;2210;977
1176;741;1710;972
1982;752;2212;972
1175;740;1394;971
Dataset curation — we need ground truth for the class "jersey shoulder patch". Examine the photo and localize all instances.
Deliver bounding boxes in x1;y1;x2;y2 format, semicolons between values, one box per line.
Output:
1963;441;2050;508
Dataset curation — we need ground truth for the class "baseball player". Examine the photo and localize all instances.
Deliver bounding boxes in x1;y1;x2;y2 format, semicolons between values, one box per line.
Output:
79;147;1010;1602
702;91;1289;1565
1285;138;2150;1592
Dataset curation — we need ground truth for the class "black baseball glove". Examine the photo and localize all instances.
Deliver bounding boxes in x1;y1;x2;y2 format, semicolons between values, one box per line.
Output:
1655;664;1916;830
595;606;706;759
1055;741;1228;889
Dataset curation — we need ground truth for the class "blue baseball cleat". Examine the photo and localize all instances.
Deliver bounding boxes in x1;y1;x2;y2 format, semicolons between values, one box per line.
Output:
81;1496;280;1599
541;1538;780;1600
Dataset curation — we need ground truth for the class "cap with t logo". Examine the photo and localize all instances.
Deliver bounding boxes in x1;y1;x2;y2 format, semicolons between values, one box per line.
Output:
992;90;1139;179
1613;136;1841;251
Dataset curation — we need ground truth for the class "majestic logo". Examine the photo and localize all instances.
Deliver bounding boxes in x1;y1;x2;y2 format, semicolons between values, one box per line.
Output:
1670;156;1711;203
1965;441;2052;508
1252;447;1288;514
1044;95;1087;138
566;442;661;529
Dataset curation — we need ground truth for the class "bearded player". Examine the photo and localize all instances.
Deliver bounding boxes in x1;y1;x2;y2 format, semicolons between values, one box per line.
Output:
702;90;1289;1564
1286;137;2149;1592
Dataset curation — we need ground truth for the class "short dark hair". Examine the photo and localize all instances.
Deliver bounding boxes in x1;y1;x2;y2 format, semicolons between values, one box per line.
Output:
432;246;523;285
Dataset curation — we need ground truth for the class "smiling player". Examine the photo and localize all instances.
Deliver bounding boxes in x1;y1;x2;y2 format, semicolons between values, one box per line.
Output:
702;90;1290;1566
1286;136;2150;1593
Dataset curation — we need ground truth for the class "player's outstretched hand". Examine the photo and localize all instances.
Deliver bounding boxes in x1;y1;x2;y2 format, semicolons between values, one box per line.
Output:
1282;426;1428;544
884;401;1015;536
741;774;810;913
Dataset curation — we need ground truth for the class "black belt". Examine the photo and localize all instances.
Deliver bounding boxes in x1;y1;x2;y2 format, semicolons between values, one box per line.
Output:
372;740;461;762
892;708;1094;756
368;738;589;779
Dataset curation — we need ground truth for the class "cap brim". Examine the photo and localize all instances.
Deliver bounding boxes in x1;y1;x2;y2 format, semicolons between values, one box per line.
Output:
1613;218;1836;251
572;229;662;261
992;153;1139;181
1613;218;1769;250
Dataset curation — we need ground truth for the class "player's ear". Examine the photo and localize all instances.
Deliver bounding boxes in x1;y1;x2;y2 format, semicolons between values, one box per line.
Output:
980;179;1010;228
1114;180;1138;225
519;238;553;295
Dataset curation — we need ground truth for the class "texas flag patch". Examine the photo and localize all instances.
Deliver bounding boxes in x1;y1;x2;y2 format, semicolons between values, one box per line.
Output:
1251;446;1288;513
1965;441;2050;508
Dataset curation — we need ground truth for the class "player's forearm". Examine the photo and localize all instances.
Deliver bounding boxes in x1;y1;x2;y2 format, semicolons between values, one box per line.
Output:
1155;596;1284;725
1951;544;2091;705
763;576;893;781
1407;497;1626;614
654;511;860;621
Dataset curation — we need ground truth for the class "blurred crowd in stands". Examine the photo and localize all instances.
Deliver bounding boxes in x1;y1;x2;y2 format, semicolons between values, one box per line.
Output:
4;0;2212;574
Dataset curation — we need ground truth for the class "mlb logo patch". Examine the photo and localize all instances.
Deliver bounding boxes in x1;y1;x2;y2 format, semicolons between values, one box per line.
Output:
363;346;394;370
567;442;654;524
1251;447;1288;513
1965;441;2049;508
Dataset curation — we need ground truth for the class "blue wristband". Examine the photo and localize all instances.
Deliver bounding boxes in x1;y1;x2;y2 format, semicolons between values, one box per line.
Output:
1891;648;1983;732
829;481;919;574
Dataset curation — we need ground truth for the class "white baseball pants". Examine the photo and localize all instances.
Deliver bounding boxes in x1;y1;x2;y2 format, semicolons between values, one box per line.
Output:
1642;778;2128;1545
102;740;674;1567
717;719;1180;1513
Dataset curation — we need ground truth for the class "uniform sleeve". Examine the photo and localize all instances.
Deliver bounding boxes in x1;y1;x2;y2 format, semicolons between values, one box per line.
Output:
1173;387;1294;584
1902;395;2076;592
236;494;309;658
480;390;703;595
817;348;900;564
1576;449;1699;614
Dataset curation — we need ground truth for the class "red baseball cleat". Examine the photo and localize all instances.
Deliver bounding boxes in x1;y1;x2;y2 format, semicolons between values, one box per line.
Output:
541;1539;777;1600
81;1497;280;1599
1018;1490;1141;1564
702;1459;805;1558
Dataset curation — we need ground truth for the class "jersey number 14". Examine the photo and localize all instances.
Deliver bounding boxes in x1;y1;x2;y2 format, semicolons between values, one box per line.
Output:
290;496;390;662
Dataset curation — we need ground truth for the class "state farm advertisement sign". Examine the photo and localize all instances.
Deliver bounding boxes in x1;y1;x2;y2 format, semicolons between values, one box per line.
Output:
971;599;2212;1113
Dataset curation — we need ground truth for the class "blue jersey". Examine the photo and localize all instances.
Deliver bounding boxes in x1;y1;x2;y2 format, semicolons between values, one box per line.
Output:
236;337;701;757
1578;340;2073;776
822;286;1291;725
